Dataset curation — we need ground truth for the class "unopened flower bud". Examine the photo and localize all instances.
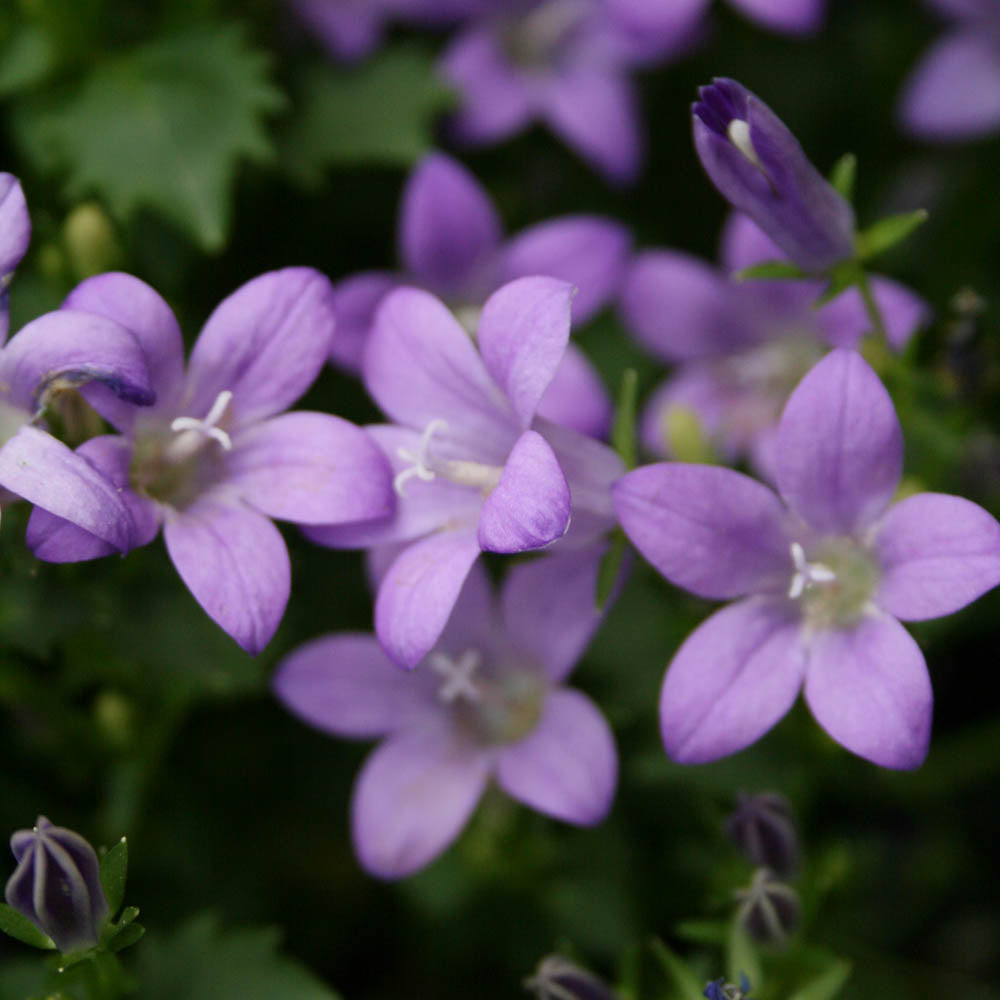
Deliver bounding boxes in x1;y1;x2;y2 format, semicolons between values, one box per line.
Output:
735;868;800;945
725;791;798;877
704;975;752;1000
4;817;109;953
525;955;619;1000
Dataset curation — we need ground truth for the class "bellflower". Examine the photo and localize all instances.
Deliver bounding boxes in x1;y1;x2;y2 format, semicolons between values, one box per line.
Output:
332;151;627;437
621;213;928;477
308;275;624;670
273;550;617;879
692;79;855;273
25;269;394;654
613;349;1000;769
897;0;1000;140
1;173;30;342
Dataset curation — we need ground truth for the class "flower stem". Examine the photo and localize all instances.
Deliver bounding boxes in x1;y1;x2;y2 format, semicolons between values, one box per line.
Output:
854;266;887;341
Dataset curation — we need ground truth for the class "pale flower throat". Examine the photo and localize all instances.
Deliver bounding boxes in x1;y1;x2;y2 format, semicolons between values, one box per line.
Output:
786;536;880;631
393;418;503;498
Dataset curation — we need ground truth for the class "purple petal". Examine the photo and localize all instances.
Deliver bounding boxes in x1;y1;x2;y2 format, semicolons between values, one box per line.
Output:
660;597;807;763
185;268;335;428
775;349;902;534
478;430;570;553
162;497;290;654
290;0;384;62
0;173;30;280
273;633;435;739
726;0;825;34
226;411;394;526
536;343;613;439
0;427;138;552
607;0;708;59
898;32;1000;140
719;211;786;273
501;546;608;682
398;152;502;297
497;688;616;824
612;463;789;599
478;276;574;429
374;529;482;669
435;560;498;655
804;613;932;769
874;493;1000;621
63;272;186;428
814;277;930;352
328;271;399;374
351;727;491;879
497;216;631;324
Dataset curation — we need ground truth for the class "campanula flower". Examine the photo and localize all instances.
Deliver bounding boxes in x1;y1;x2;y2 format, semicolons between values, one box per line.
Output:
692;79;855;272
613;349;1000;769
274;550;617;879
525;954;619;1000
25;270;394;654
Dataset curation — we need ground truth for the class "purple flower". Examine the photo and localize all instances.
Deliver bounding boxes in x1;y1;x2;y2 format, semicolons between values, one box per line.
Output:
331;151;628;437
5;817;109;954
692;79;855;273
621;213;929;477
613;349;1000;769
1;173;31;343
308;275;624;670
273;549;617;879
897;0;1000;140
25;270;394;654
525;954;619;1000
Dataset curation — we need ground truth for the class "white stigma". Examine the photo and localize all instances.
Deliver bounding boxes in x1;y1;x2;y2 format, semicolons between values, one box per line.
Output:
788;541;836;599
727;119;764;171
170;389;234;451
394;418;448;497
429;649;482;704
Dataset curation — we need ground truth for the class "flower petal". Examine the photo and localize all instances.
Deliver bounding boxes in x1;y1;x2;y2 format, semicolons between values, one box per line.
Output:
478;276;574;429
0;173;30;281
660;597;807;763
497;688;616;825
162;497;290;654
290;0;383;61
328;271;398;373
874;493;1000;621
804;613;932;769
536;343;613;439
478;430;570;553
727;0;825;33
775;349;902;534
351;727;491;879
185;268;335;427
612;463;789;599
226;411;394;526
814;276;930;352
374;529;482;669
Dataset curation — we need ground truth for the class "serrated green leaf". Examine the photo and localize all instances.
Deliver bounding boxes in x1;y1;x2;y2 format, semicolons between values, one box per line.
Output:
10;25;284;251
0;24;56;97
280;45;455;182
108;922;145;953
611;367;639;470
648;938;705;1000
99;837;128;917
855;209;928;262
787;959;852;1000
734;260;809;282
0;903;55;950
828;153;856;201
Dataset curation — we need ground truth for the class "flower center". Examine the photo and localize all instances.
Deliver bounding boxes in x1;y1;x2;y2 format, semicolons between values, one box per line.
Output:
787;536;880;630
393;418;503;498
500;0;590;71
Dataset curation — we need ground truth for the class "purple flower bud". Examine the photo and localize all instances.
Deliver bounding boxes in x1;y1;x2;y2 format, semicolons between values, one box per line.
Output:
692;78;855;272
725;791;799;877
4;817;109;954
735;868;800;945
704;975;752;1000
525;955;619;1000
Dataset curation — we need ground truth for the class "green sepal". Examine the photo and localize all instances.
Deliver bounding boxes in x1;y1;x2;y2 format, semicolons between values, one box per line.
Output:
611;367;639;470
828;153;857;201
734;260;809;281
648;938;705;1000
812;260;860;308
855;209;928;262
99;837;128;918
0;904;56;950
595;531;627;612
107;922;146;953
787;958;852;1000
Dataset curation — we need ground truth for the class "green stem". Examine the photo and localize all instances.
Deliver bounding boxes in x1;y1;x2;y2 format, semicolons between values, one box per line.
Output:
854;265;887;341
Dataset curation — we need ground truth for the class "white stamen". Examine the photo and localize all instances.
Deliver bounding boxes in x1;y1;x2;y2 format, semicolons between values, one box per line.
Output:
170;389;234;451
727;119;764;171
429;649;482;704
788;541;836;599
394;418;449;497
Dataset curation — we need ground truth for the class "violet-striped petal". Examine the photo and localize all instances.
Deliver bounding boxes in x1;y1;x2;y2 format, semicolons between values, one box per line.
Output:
776;349;902;534
0;427;137;552
162;497;290;655
398;152;502;297
226;411;393;526
537;343;613;439
374;529;482;670
874;493;1000;621
497;688;616;825
660;597;807;763
497;216;631;324
613;463;789;599
351;727;491;879
0;173;30;280
804;613;932;769
328;271;398;373
478;430;570;553
478;277;574;429
727;0;825;33
185;268;335;427
815;276;929;352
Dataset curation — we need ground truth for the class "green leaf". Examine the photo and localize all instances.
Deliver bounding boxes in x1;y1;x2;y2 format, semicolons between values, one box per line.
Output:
595;531;627;612
280;45;455;182
855;209;929;262
674;919;730;946
787;959;852;1000
0;24;56;97
611;367;639;470
0;903;55;950
648;938;705;1000
135;913;343;1000
725;920;762;994
99;837;128;918
10;25;284;251
733;260;809;281
828;153;857;201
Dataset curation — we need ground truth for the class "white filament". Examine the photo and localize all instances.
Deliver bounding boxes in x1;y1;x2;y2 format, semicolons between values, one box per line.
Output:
170;389;233;451
429;649;482;704
394;418;449;497
788;541;836;599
